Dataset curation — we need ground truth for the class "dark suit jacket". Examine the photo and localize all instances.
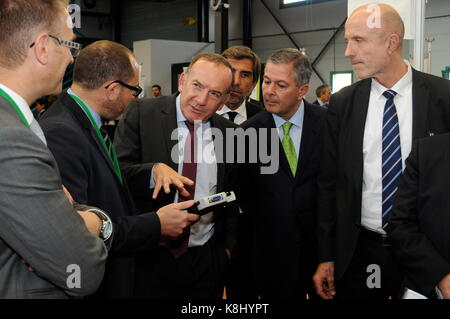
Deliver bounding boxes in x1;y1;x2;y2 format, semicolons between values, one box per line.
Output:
238;101;326;298
388;134;450;298
312;99;320;105
317;68;450;281
39;92;161;298
245;98;264;120
114;95;239;251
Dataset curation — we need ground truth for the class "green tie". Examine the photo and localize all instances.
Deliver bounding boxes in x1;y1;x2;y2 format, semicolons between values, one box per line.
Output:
282;122;298;176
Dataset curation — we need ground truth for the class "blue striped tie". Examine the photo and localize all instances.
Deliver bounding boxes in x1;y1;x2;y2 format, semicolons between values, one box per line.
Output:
381;90;402;229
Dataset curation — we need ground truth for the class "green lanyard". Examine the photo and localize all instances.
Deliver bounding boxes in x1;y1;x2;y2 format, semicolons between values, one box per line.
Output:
0;87;31;129
68;93;123;184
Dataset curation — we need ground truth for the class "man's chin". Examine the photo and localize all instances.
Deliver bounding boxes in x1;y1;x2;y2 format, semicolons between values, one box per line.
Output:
227;98;244;109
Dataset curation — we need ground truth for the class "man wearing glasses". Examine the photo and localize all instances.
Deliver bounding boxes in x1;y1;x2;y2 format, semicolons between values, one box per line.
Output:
39;40;200;298
0;0;108;298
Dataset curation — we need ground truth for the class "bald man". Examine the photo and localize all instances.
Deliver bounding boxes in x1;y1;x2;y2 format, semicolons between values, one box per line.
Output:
313;3;450;299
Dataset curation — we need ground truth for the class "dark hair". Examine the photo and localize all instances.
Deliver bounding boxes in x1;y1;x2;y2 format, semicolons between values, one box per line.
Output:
316;84;330;98
267;48;312;86
152;84;161;91
187;53;234;93
73;40;136;90
0;0;68;68
222;45;261;83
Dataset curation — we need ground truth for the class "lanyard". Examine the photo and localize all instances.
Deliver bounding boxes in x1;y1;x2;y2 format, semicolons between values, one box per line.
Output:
0;87;30;129
68;93;123;184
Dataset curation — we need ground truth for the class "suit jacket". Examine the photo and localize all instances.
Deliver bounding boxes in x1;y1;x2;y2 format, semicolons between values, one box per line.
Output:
317;68;450;281
39;92;161;298
388;134;450;298
245;98;264;120
114;95;239;251
0;95;107;298
312;99;320;105
238;101;326;298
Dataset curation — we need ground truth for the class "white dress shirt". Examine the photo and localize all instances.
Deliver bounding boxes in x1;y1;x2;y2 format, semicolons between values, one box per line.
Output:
216;101;248;125
361;61;413;234
174;95;218;247
272;100;305;159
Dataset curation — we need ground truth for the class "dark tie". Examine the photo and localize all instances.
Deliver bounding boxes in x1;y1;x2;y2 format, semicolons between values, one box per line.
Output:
381;90;402;229
170;120;197;258
227;111;238;123
100;126;113;158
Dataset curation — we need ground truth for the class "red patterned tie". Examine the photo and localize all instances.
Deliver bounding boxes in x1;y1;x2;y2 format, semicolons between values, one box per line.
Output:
170;121;197;258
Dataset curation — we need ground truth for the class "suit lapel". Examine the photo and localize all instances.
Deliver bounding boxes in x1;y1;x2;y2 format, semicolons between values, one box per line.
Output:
161;97;179;172
295;102;318;182
62;92;119;182
210;115;226;191
411;69;430;140
351;80;371;197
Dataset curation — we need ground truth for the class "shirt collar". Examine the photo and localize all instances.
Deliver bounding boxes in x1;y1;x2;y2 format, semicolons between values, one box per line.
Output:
217;100;246;118
0;83;34;125
371;60;412;99
68;88;102;128
272;99;305;129
176;94;187;123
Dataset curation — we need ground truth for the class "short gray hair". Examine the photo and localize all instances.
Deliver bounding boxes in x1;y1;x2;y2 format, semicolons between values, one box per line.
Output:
267;48;312;86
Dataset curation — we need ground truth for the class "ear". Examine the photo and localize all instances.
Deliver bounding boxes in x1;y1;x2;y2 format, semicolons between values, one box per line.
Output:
387;33;401;54
298;83;309;100
32;33;51;65
104;81;121;101
178;72;186;92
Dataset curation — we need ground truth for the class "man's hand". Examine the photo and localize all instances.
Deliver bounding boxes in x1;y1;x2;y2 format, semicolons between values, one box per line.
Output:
62;185;74;205
156;200;199;239
313;262;336;299
438;273;450;299
152;163;194;199
76;210;102;237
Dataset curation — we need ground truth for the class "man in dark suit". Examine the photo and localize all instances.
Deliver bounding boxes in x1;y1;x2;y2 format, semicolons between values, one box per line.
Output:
387;135;450;299
40;40;199;298
217;46;263;124
313;3;450;299
313;84;331;108
114;53;239;299
237;48;325;299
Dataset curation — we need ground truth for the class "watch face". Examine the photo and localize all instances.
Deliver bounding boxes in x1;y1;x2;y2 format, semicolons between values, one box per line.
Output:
103;220;113;240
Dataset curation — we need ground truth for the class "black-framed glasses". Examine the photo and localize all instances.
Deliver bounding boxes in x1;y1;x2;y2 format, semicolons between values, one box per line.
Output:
29;34;82;58
105;80;142;97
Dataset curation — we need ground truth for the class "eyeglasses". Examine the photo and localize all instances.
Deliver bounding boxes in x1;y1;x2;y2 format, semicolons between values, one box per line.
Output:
29;34;82;58
105;80;143;97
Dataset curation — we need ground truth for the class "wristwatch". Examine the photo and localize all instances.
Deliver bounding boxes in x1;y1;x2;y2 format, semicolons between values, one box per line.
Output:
87;208;113;241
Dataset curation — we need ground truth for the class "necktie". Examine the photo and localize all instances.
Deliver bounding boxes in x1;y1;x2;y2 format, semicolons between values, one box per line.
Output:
281;122;297;176
30;119;47;145
227;111;238;123
170;121;197;258
381;90;402;229
100;126;113;159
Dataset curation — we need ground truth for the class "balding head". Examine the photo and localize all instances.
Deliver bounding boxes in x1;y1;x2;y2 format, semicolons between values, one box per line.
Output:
344;3;408;86
348;3;404;51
